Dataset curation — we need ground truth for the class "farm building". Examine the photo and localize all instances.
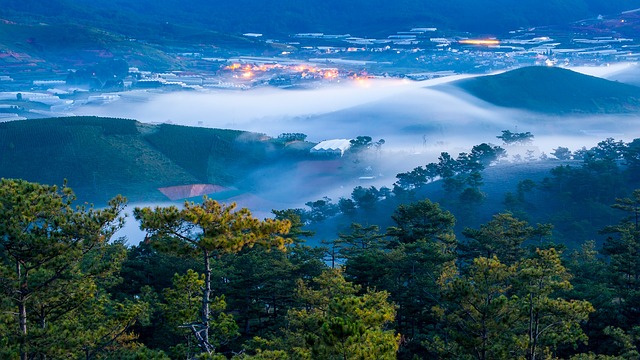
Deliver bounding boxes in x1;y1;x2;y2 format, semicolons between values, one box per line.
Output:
310;139;352;156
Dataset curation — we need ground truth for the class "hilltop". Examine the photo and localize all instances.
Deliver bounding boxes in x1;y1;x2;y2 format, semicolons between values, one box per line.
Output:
452;66;640;114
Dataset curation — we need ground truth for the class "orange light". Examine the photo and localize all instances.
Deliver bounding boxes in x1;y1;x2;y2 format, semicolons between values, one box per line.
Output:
323;70;338;79
226;63;241;70
242;71;253;79
459;39;500;46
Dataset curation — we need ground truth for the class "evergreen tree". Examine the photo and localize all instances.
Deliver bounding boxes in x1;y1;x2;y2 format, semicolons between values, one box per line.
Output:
0;179;146;359
436;256;519;360
134;198;291;356
514;248;594;360
242;269;399;359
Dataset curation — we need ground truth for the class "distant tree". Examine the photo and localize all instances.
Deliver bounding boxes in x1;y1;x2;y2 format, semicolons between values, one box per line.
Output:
572;146;593;161
459;186;485;206
622;138;640;177
497;130;534;145
373;138;386;150
395;163;440;192
387;199;456;245
456;152;483;173
349;136;373;152
349;136;385;153
15;93;22;101
305;197;339;222
437;152;458;178
336;223;387;255
460;213;552;266
276;133;307;142
593;138;625;162
338;197;357;216
351;186;382;211
465;171;484;189
551;146;572;160
525;149;536;162
470;143;506;167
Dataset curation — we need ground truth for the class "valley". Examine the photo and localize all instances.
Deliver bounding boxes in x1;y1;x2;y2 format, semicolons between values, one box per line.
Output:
3;3;640;359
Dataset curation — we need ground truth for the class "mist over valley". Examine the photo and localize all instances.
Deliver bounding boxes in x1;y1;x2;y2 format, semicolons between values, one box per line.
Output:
5;65;640;244
5;3;640;359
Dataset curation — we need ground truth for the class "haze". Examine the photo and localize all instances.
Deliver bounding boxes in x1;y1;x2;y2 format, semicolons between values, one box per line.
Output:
75;65;640;154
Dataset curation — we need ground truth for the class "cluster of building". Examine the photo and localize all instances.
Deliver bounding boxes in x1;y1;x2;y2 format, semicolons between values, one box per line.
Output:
1;10;640;120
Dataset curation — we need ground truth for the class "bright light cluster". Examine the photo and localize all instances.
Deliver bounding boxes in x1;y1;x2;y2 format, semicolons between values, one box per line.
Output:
459;39;500;46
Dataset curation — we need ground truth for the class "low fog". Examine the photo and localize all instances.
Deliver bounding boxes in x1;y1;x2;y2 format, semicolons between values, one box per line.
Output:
76;66;640;242
76;65;640;163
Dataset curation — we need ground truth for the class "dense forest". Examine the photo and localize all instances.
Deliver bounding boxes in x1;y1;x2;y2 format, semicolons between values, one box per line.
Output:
3;131;640;359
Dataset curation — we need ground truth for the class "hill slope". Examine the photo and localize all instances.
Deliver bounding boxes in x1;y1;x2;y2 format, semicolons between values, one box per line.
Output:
0;117;312;204
453;66;640;114
2;0;639;37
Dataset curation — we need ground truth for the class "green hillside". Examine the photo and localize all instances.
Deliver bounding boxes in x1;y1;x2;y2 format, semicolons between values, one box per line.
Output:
0;22;182;71
0;117;311;204
454;66;640;114
2;0;639;37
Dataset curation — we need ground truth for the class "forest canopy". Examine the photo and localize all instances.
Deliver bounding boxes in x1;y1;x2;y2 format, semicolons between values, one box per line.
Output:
2;174;640;359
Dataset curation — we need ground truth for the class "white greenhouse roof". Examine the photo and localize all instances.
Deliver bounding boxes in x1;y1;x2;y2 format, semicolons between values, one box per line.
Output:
311;139;352;151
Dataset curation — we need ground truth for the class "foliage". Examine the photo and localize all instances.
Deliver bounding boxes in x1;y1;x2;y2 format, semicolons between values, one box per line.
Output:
436;256;519;359
460;213;553;266
304;197;339;223
276;133;307;143
7;172;640;358
387;199;456;245
497;130;535;145
245;269;399;359
134;198;291;356
0;178;145;359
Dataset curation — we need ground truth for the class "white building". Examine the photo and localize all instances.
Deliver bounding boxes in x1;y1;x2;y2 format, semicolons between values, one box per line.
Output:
310;139;352;156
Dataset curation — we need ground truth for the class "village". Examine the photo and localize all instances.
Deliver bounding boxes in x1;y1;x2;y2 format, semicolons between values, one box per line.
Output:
1;9;640;121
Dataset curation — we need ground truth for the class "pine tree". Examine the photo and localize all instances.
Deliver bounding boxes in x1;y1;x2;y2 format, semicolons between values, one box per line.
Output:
134;198;290;356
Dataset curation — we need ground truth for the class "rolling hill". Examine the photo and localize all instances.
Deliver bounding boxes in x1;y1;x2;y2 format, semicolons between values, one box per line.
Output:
0;117;314;205
452;66;640;114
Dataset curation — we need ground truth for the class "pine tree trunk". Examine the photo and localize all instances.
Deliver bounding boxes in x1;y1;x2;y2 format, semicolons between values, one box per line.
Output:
17;261;28;360
202;249;211;349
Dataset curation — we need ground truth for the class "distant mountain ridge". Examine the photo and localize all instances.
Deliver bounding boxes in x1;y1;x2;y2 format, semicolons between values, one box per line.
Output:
2;0;639;37
452;66;640;114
